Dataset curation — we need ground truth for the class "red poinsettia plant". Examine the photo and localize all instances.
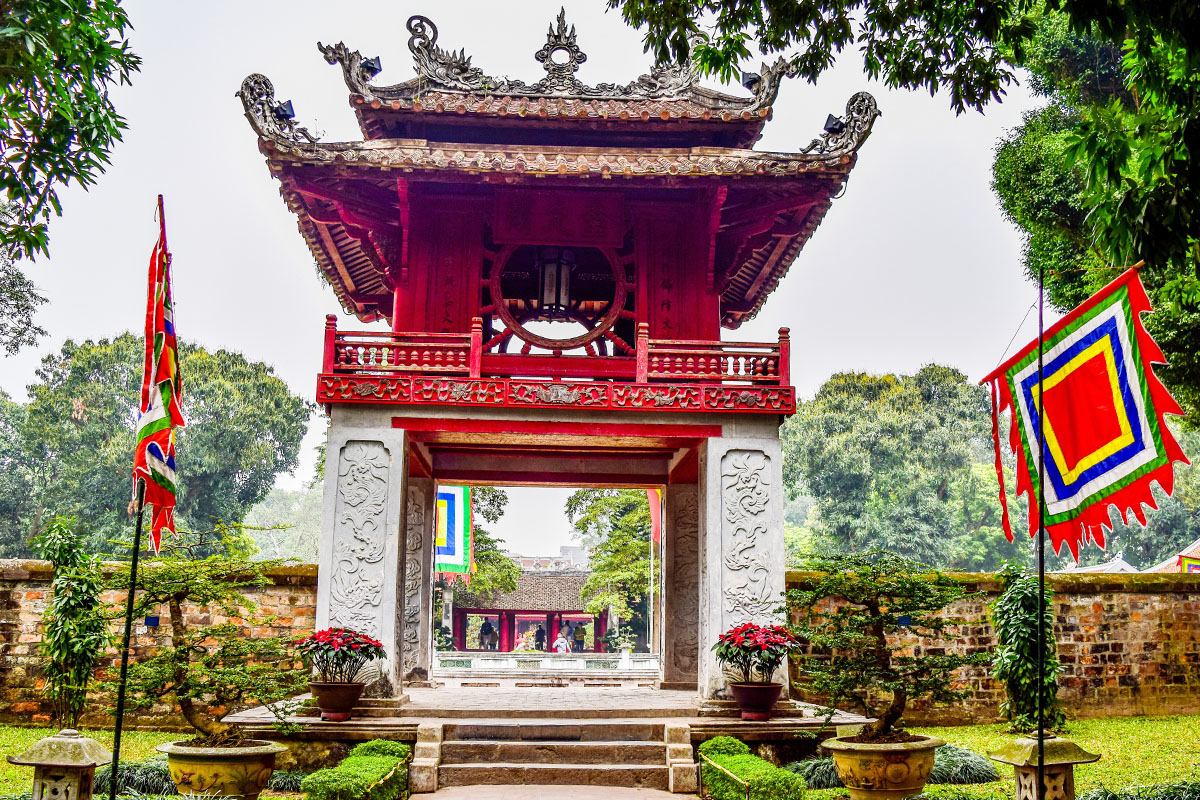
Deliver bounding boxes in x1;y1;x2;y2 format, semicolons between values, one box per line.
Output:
712;622;799;685
296;628;386;684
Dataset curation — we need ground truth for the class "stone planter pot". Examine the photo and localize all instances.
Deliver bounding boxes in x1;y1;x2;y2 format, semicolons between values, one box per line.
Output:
728;682;783;721
157;740;287;800
309;681;366;721
822;734;945;800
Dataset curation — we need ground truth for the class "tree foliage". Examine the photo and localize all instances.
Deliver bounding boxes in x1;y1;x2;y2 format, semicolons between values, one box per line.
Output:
566;488;651;633
103;525;307;743
0;207;46;353
0;0;140;260
784;365;1028;570
789;551;988;739
1;334;310;555
33;514;110;728
991;562;1067;732
991;12;1200;426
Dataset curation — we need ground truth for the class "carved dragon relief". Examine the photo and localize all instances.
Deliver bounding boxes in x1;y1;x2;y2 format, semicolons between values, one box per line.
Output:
668;487;701;677
719;450;777;625
401;486;427;674
329;441;391;640
236;74;317;144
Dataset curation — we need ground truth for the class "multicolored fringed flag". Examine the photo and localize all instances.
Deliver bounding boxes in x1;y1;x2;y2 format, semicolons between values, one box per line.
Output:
132;198;186;554
435;485;474;582
982;268;1188;560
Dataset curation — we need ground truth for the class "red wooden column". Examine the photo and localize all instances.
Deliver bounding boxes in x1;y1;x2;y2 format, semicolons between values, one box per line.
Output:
594;610;608;653
499;612;512;652
453;609;467;651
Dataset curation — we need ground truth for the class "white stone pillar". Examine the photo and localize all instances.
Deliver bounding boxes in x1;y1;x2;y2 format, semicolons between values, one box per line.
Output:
316;427;409;696
662;484;700;690
400;477;436;683
698;433;787;700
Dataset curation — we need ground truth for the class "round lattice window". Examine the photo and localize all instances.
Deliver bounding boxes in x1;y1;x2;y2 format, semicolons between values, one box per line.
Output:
488;244;627;351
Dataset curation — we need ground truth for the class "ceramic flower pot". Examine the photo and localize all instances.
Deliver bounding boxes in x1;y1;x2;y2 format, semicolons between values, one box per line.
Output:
728;682;783;721
309;680;366;721
157;740;287;800
822;734;945;800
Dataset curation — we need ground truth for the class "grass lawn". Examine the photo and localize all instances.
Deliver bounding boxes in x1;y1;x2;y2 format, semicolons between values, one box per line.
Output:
0;727;178;798
806;715;1200;800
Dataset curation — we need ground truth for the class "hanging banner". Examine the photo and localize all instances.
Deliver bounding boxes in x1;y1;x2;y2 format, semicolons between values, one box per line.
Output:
981;268;1188;560
646;488;662;543
1181;556;1200;573
435;485;474;582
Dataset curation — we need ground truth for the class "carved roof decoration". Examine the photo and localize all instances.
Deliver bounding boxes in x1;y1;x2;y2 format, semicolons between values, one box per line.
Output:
317;10;801;143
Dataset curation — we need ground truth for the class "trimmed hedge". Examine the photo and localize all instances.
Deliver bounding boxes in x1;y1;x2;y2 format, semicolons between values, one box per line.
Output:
700;738;804;800
300;740;412;800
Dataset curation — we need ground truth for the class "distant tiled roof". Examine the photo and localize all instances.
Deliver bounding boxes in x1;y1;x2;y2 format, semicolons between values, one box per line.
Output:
1144;535;1200;572
455;570;590;611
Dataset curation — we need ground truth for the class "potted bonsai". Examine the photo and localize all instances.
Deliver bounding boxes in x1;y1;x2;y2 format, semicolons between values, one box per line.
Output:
106;526;308;800
789;551;989;800
296;627;386;721
713;622;798;720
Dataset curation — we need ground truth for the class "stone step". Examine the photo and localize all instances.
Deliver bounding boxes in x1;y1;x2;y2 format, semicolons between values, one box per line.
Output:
443;721;665;742
437;763;670;790
402;704;689;719
440;740;667;765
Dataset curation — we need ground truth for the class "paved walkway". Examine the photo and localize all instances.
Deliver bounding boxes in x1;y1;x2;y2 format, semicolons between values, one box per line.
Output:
423;787;697;800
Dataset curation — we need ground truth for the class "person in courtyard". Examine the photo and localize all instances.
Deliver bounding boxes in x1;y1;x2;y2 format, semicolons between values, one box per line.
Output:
534;624;546;651
573;622;587;652
552;629;571;654
479;618;495;651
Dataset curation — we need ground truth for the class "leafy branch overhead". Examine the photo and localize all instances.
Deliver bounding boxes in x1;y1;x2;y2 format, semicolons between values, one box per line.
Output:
0;0;140;260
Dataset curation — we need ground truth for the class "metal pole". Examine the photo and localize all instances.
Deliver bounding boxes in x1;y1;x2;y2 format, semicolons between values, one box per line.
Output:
109;479;146;800
1036;262;1047;800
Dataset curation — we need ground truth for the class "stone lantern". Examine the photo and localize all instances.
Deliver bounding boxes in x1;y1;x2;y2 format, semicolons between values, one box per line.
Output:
989;734;1101;800
6;729;113;800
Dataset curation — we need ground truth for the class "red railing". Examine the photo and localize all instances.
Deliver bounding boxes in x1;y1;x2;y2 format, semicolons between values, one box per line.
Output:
323;315;790;386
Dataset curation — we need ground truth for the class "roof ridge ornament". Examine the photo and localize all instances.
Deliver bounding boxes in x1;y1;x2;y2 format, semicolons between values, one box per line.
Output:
532;8;587;94
236;74;317;144
799;91;880;156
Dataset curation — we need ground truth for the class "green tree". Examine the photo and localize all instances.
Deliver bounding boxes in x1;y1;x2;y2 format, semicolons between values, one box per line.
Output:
993;12;1200;424
0;208;46;353
566;488;651;635
243;484;323;562
33;514;110;728
10;334;310;552
0;390;34;556
1;0;140;261
784;365;1027;569
991;562;1067;732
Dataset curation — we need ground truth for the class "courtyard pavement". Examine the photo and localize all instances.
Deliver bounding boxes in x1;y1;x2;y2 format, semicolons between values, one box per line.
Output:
424;787;697;799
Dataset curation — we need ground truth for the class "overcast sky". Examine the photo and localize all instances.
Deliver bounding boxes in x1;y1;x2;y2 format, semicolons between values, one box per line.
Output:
0;1;1048;556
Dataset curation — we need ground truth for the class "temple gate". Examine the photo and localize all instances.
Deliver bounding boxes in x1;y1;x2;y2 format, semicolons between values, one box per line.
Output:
238;11;877;702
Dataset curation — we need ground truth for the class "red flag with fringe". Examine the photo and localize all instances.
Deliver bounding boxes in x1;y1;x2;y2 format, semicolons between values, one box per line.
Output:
981;269;1188;561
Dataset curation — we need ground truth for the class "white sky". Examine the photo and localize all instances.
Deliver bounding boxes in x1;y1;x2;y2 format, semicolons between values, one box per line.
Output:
0;0;1048;557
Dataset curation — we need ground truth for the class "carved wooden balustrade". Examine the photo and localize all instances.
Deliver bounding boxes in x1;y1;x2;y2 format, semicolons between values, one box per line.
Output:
324;316;790;385
320;315;794;412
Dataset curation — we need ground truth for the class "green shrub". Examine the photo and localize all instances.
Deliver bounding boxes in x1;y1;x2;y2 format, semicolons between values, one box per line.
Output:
92;755;177;796
349;741;412;760
301;741;411;800
702;751;805;800
267;770;305;791
788;743;998;789
788;755;842;789
929;743;1001;784
699;735;751;758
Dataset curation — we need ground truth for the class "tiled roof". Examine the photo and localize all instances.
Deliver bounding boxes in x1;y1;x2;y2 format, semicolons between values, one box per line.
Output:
455;570;591;611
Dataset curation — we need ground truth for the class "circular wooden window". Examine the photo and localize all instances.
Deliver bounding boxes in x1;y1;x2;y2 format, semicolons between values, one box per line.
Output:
488;244;627;351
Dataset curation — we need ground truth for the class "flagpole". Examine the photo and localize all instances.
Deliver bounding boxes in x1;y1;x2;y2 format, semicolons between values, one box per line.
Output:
1036;262;1047;800
109;478;146;800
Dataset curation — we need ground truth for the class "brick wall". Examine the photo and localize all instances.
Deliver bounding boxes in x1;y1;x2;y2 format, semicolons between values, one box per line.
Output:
3;562;1196;728
0;559;318;730
785;571;1200;725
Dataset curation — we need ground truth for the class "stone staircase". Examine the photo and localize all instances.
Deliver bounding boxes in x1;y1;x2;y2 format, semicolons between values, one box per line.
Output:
409;720;698;793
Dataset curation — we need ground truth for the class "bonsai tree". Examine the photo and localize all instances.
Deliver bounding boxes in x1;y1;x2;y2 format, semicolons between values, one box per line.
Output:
789;551;989;741
104;525;308;745
991;561;1067;732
